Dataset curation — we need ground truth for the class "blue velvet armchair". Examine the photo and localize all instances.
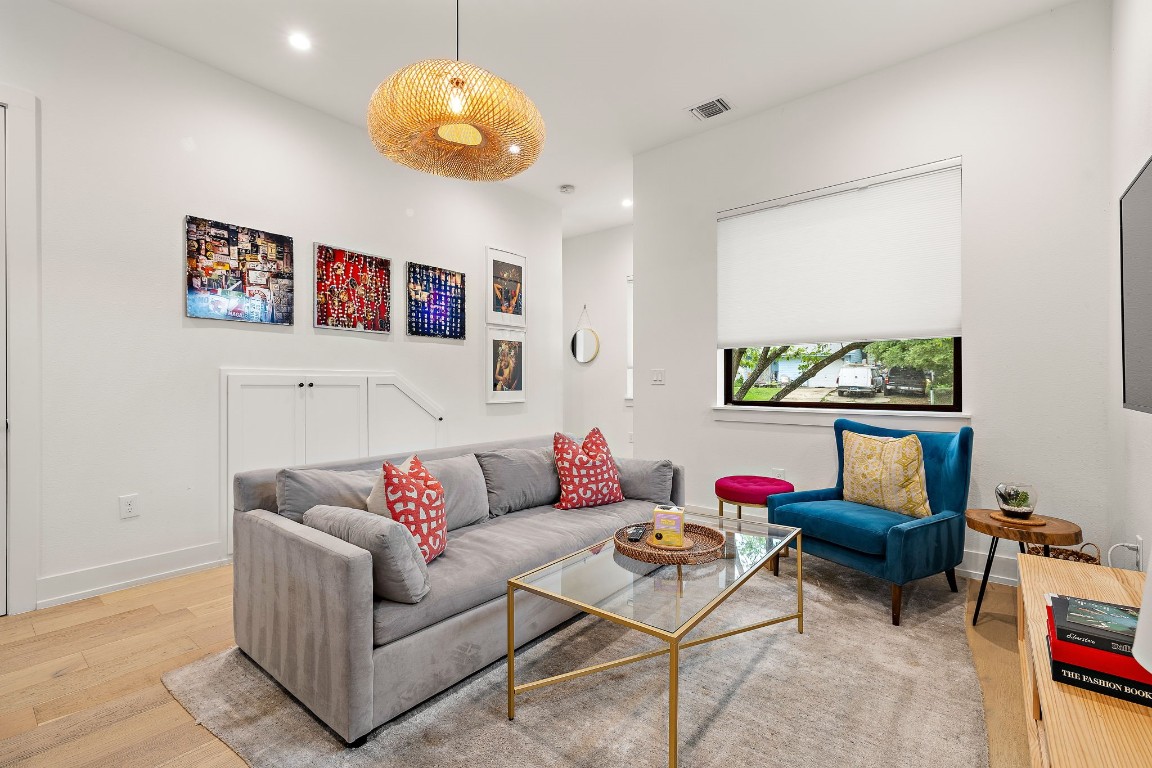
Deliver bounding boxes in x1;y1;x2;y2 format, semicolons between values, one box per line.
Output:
767;418;974;625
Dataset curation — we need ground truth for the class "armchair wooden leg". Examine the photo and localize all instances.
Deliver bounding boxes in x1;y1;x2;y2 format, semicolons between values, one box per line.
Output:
891;584;903;626
945;568;958;593
771;554;779;576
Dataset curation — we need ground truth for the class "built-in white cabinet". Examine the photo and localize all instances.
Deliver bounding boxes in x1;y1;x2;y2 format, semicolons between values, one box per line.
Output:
223;370;444;552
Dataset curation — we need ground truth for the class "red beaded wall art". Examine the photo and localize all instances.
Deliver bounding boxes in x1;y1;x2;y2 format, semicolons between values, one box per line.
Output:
314;244;391;333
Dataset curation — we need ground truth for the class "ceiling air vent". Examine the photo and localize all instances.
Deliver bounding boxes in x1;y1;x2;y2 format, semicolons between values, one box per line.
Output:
688;97;732;121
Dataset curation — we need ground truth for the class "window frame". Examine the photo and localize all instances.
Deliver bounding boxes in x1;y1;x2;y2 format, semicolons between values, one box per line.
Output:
722;338;963;413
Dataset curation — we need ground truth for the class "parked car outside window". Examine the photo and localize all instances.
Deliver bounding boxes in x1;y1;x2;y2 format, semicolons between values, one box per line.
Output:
885;367;930;397
836;364;884;397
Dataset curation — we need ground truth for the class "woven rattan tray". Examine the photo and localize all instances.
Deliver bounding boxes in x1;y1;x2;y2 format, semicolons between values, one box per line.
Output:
613;522;726;565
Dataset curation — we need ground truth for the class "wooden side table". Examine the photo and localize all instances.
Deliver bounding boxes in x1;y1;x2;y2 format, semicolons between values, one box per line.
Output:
965;508;1082;626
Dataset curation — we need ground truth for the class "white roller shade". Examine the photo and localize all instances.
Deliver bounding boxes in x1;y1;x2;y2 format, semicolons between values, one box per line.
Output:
717;164;961;348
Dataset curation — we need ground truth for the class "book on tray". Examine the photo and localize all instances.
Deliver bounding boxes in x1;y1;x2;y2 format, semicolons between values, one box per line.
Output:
1044;594;1152;707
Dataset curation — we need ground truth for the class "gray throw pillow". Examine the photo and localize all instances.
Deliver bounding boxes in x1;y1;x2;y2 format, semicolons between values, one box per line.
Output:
303;505;430;604
422;454;489;531
616;458;674;504
275;468;377;522
475;447;561;516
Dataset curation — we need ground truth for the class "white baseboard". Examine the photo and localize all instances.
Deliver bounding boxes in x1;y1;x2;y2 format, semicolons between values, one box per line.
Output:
36;543;231;609
957;547;1019;587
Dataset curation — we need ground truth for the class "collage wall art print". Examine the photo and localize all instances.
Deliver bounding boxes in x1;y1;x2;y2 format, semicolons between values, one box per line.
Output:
186;215;294;325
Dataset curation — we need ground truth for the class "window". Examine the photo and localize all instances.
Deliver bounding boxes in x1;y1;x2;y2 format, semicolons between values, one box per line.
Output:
724;337;961;411
716;160;962;412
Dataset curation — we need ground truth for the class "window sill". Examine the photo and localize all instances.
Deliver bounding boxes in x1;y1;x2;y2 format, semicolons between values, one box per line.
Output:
713;405;971;429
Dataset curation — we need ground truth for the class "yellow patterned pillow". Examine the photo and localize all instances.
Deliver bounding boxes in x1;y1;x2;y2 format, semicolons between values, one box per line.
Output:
842;431;932;518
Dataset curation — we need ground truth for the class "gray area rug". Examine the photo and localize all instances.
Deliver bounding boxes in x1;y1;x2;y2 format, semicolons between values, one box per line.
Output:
163;557;989;768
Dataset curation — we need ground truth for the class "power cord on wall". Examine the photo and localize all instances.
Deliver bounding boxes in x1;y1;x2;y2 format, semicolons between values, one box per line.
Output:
1107;540;1143;570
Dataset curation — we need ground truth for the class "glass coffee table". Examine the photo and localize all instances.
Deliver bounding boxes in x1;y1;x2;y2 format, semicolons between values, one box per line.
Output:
506;513;802;768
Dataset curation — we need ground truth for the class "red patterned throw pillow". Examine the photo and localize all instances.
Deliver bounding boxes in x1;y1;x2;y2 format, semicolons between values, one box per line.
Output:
554;428;625;510
367;456;447;564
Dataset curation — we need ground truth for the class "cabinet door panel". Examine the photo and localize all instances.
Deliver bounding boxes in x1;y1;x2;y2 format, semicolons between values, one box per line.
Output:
368;379;441;456
305;376;369;464
226;375;306;552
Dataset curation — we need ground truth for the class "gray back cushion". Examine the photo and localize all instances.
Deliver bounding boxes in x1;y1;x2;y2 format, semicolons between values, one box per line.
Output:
616;457;675;504
276;468;377;522
277;455;490;531
303;505;430;604
423;454;489;531
235;434;554;515
475;447;560;516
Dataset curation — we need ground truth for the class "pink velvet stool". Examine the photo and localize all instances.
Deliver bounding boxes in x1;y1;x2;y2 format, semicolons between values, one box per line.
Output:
714;475;795;520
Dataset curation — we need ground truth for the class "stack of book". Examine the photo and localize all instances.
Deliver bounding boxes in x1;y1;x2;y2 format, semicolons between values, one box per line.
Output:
1045;593;1152;707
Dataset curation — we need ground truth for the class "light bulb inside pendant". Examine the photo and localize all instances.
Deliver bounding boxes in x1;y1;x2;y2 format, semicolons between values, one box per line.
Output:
447;77;466;115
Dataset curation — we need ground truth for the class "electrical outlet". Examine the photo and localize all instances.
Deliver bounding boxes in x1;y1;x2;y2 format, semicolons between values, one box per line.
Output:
119;493;139;520
771;468;786;480
651;369;665;385
628;432;634;443
1138;535;1144;571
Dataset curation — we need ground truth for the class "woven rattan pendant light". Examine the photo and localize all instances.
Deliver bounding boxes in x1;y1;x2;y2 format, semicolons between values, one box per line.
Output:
367;1;545;182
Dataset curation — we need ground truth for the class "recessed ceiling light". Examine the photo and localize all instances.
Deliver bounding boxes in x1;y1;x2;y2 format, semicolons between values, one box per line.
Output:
622;198;634;208
508;144;521;154
288;32;312;51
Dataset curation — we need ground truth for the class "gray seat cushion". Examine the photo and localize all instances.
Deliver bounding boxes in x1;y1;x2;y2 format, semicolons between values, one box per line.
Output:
371;499;656;646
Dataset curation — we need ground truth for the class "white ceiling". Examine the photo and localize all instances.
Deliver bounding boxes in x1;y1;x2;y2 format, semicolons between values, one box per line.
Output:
56;0;1074;237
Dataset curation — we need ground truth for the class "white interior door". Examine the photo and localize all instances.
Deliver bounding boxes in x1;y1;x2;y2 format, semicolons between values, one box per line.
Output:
304;375;368;463
1;107;7;615
226;374;306;552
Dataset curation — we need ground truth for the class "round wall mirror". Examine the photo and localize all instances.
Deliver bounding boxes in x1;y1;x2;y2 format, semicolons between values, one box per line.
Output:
570;328;600;363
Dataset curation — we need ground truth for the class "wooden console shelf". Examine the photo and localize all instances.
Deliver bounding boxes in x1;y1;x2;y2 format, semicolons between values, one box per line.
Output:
1017;554;1152;767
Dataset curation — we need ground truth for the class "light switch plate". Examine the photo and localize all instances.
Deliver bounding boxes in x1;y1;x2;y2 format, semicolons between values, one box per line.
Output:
652;369;665;385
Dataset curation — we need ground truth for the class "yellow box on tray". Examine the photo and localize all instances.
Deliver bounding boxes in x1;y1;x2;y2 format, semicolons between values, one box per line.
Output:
652;505;685;548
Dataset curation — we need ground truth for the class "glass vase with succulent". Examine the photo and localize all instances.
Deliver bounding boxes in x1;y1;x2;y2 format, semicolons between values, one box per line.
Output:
995;482;1037;519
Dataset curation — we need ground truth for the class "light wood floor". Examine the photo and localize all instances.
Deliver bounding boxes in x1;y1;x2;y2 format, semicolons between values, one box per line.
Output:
0;567;1029;767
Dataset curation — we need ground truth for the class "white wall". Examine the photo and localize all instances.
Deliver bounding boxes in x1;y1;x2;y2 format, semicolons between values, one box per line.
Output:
0;0;562;608
633;0;1112;582
1111;0;1152;571
562;225;633;457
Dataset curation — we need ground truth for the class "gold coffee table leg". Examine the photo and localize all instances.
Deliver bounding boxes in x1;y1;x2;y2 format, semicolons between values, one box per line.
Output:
669;639;679;768
796;533;804;634
507;584;516;720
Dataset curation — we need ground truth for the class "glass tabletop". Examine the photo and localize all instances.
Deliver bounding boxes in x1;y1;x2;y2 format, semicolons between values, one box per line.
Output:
511;514;799;637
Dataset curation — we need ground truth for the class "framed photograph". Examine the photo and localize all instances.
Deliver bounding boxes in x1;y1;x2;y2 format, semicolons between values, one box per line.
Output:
487;247;525;328
406;261;466;339
186;215;293;324
488;327;525;403
314;244;391;333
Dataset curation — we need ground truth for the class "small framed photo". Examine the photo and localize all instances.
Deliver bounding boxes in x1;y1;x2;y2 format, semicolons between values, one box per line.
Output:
487;327;525;403
487;247;525;328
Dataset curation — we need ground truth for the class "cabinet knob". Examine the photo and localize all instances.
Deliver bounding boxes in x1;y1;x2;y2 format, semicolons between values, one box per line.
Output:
298;382;304;387
308;382;314;387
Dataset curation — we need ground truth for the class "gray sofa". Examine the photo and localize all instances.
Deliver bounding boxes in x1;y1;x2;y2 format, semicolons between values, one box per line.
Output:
232;435;684;745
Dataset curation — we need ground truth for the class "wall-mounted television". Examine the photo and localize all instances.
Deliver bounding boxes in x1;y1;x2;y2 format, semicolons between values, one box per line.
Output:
1122;156;1152;414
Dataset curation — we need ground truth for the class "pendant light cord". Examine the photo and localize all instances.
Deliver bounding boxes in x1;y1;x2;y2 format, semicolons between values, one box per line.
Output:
456;0;460;60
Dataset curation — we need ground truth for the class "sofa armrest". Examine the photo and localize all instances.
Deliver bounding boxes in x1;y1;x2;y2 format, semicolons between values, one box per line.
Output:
671;464;686;507
233;509;375;743
884;510;966;584
766;487;841;520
